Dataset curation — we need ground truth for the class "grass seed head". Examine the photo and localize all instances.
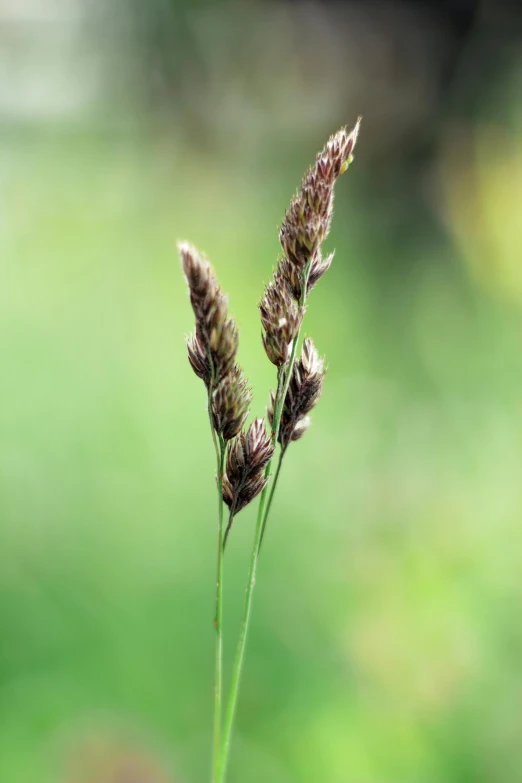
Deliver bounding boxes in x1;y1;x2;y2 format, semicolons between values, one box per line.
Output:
212;365;252;442
268;337;326;449
179;241;243;390
278;119;360;299
186;333;211;386
222;418;275;517
179;241;228;336
259;271;304;366
208;318;239;382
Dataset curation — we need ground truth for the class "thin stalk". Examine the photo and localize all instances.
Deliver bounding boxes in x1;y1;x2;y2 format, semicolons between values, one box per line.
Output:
208;386;226;783
271;338;298;443
259;445;286;550
218;265;311;781
222;508;235;551
217;481;267;783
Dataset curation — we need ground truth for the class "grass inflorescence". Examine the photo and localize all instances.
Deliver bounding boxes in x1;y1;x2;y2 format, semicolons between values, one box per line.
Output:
179;118;361;783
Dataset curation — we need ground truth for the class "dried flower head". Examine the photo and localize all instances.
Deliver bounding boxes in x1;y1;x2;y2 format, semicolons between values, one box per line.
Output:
279;250;335;301
268;337;326;449
186;332;211;386
279;119;361;300
259;271;303;367
212;365;252;442
208;317;239;382
179;241;239;387
222;418;275;543
180;241;228;337
307;250;335;296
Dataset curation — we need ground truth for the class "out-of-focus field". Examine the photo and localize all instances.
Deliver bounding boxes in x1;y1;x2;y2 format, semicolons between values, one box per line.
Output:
1;95;522;782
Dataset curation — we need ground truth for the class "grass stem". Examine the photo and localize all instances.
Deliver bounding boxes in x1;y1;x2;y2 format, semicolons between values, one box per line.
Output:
217;482;267;783
259;445;286;550
208;389;226;783
218;265;311;780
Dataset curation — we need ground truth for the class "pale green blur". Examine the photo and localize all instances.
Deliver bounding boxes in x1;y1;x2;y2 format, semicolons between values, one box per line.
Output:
1;3;522;783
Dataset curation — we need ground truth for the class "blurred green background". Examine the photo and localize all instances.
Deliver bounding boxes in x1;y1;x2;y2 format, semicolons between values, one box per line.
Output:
1;1;522;781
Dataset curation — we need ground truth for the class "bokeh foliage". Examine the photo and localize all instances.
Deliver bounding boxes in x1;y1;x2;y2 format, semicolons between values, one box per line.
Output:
1;5;522;781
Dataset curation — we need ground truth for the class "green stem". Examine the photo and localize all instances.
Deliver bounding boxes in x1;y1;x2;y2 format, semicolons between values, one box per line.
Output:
217;265;311;781
272;341;297;444
259;445;286;550
222;508;235;551
217;482;268;783
209;388;226;783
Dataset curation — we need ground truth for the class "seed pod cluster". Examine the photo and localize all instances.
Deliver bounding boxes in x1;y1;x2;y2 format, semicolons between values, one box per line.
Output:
279;120;360;300
180;122;361;551
211;365;252;442
268;338;326;449
222;418;275;526
180;241;252;440
260;120;360;368
259;270;303;367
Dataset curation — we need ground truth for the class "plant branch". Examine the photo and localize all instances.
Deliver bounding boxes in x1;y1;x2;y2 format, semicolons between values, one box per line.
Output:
217;265;311;781
222;508;235;551
217;479;267;783
209;387;226;783
259;444;286;550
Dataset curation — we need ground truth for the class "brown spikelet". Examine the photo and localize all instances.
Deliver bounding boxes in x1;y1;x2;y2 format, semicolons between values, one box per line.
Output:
212;365;252;442
288;414;312;442
222;418;275;544
279;250;335;301
278;119;361;299
307;250;335;295
277;257;302;302
179;241;242;390
180;242;228;336
186;333;211;386
259;270;303;367
268;337;326;449
208;318;239;382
